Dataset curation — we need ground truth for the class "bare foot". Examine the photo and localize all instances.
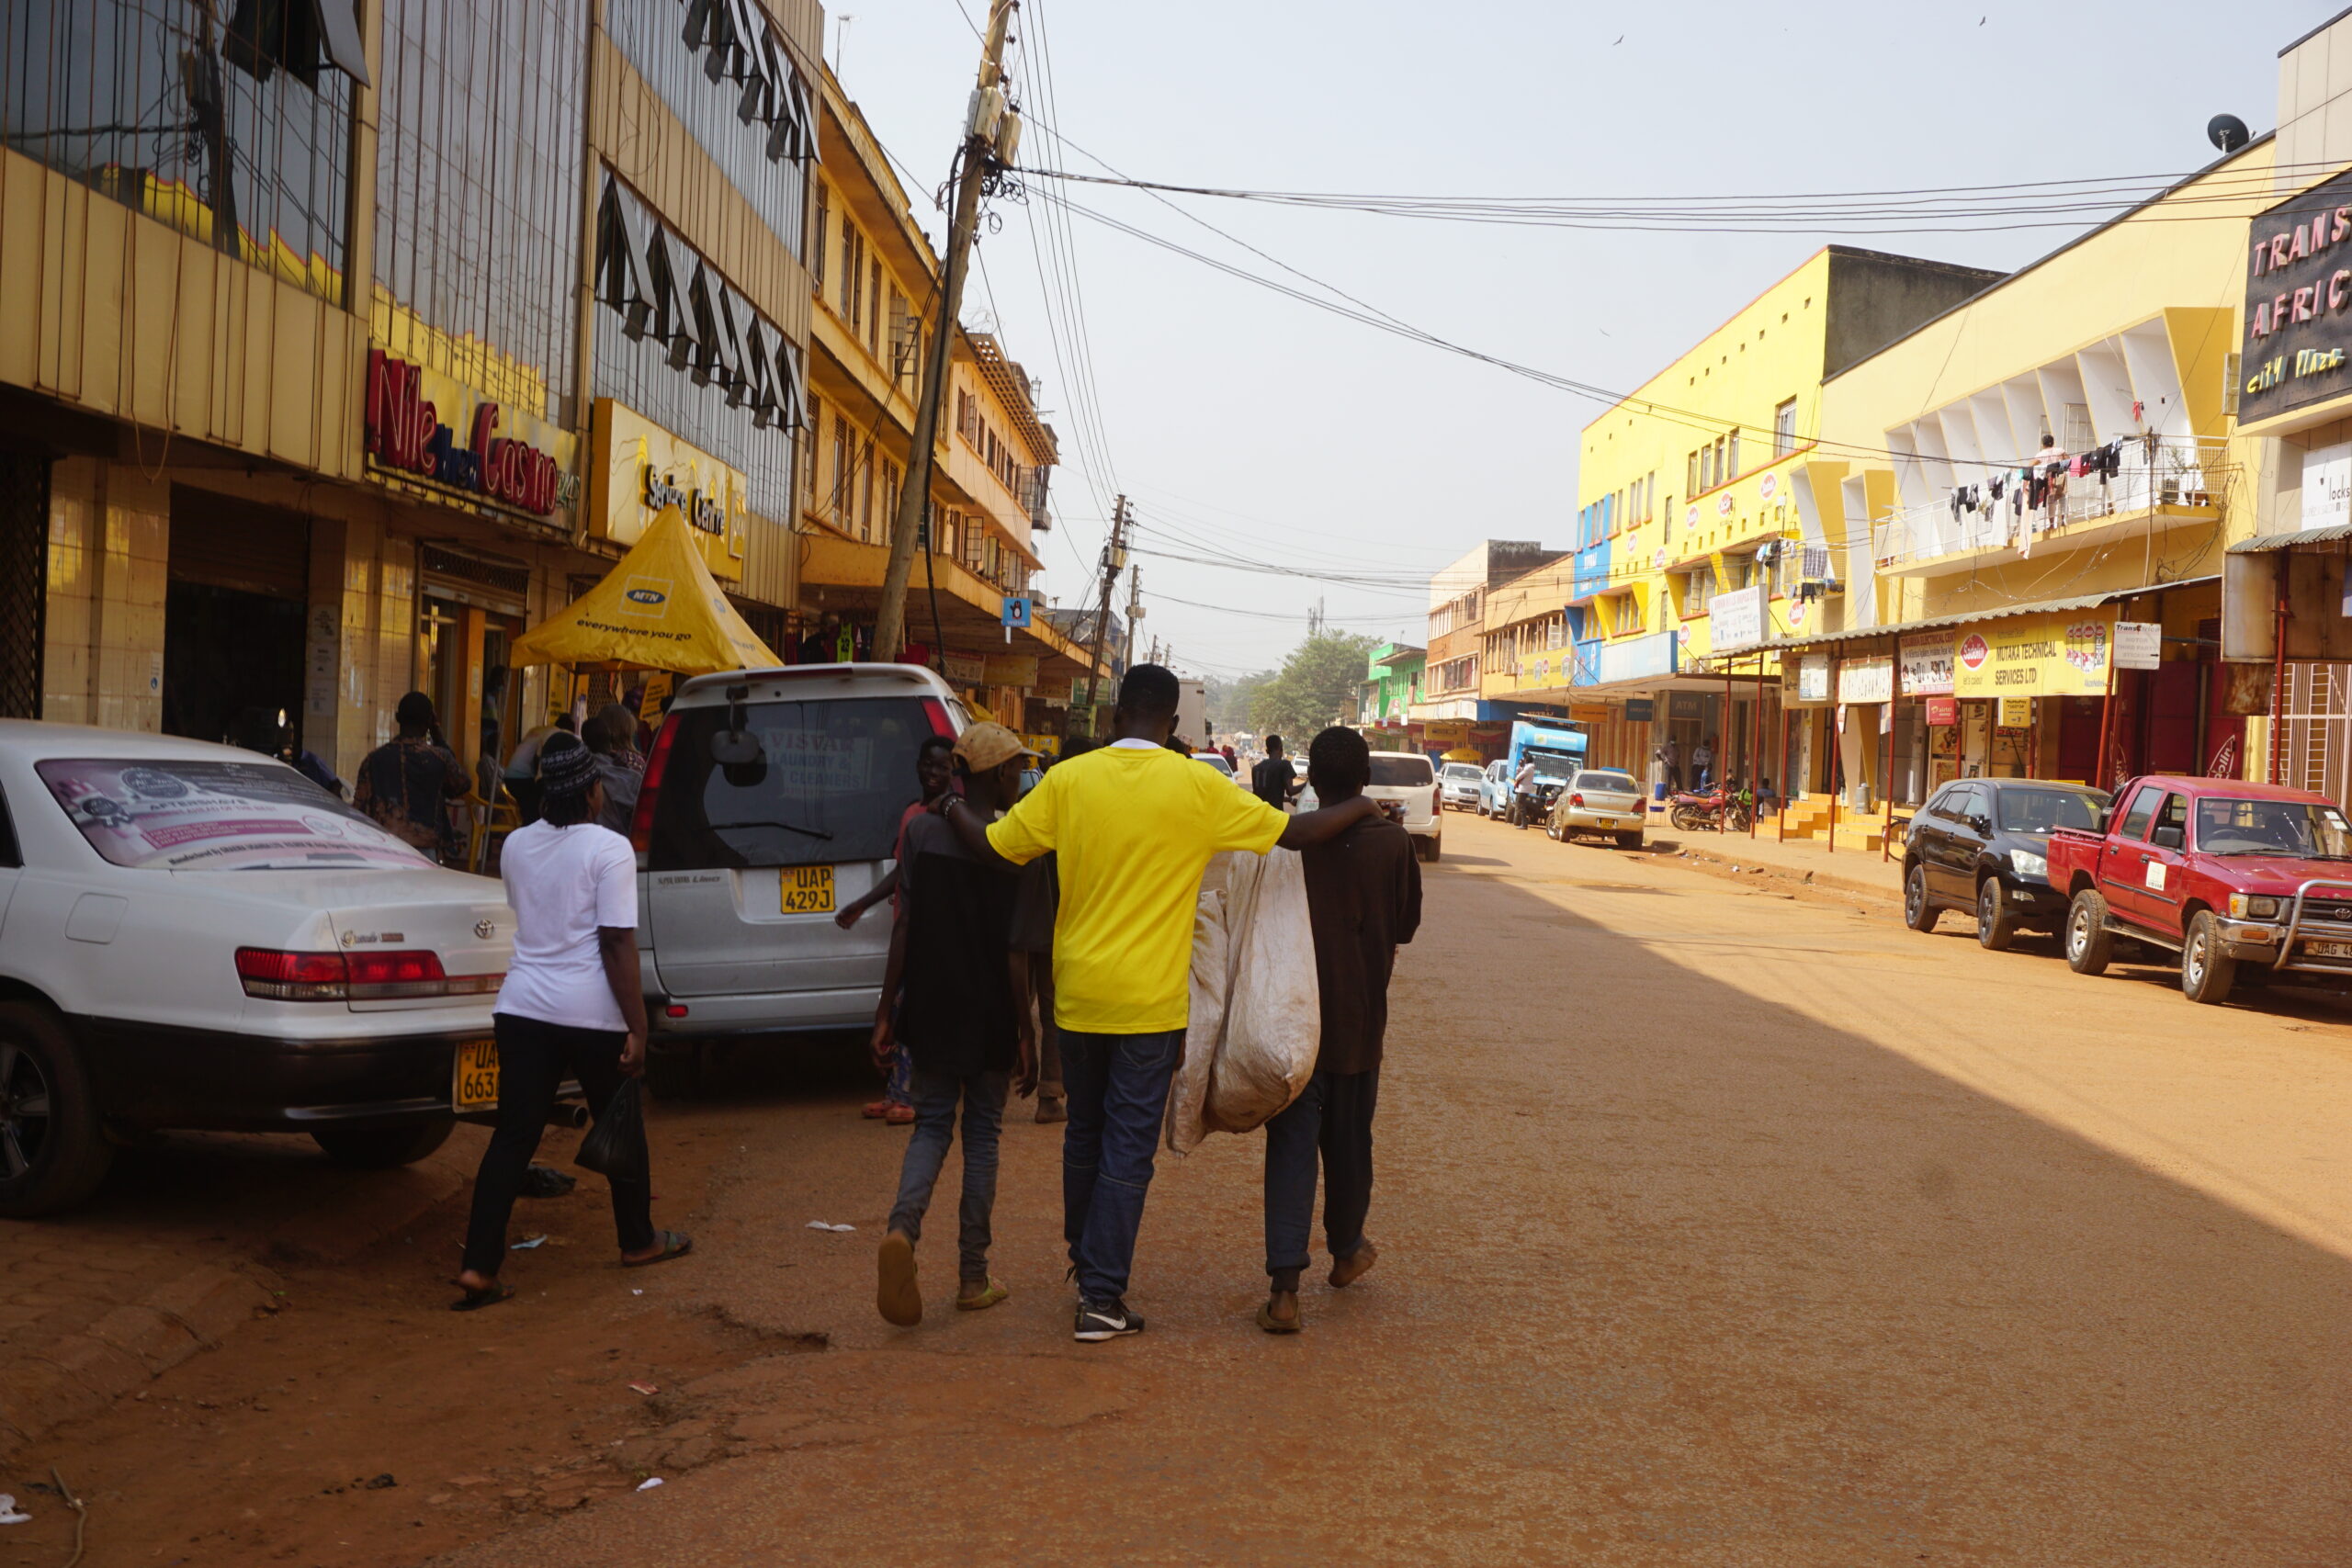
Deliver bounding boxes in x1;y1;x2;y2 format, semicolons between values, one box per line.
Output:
1329;1240;1379;1289
455;1267;497;1293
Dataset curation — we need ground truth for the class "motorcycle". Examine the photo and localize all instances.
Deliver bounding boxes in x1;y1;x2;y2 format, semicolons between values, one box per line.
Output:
1668;785;1752;834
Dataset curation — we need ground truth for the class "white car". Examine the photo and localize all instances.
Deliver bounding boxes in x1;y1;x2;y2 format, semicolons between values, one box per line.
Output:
1298;751;1442;862
1438;761;1483;811
0;723;514;1216
1192;751;1243;784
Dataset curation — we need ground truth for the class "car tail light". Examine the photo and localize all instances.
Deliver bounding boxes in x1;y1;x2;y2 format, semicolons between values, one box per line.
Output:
921;696;956;738
631;713;679;853
1430;785;1441;815
1571;793;1585;807
236;949;350;1001
237;948;502;1001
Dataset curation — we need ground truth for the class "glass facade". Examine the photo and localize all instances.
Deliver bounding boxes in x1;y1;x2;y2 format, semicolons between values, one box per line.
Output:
374;0;586;420
594;173;803;526
0;0;357;302
604;0;810;262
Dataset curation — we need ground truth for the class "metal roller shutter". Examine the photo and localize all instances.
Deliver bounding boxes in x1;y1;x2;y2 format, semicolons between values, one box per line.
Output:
167;485;311;599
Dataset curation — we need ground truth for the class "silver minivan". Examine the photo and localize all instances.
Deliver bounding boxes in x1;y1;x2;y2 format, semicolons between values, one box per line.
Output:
631;663;967;1039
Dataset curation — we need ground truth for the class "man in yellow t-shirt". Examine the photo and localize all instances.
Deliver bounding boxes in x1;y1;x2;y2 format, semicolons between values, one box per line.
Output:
935;665;1384;1341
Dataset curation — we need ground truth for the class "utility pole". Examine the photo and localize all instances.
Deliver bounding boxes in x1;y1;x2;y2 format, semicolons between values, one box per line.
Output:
1134;570;1146;667
874;0;1017;664
1069;495;1127;740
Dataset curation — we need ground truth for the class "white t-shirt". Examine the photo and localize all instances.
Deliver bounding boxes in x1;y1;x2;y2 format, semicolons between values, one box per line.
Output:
495;819;639;1032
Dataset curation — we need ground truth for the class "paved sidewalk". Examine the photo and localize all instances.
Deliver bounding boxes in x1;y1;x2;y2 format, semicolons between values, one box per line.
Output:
1646;810;1905;900
0;1126;485;1455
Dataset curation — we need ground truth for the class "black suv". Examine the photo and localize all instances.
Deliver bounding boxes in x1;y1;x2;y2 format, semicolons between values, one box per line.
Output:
1903;778;2110;949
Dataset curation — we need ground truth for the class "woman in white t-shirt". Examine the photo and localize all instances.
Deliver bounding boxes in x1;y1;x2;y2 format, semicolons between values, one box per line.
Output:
453;733;688;1310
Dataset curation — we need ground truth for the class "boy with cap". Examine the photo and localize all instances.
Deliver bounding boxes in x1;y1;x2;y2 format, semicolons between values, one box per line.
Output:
874;723;1041;1325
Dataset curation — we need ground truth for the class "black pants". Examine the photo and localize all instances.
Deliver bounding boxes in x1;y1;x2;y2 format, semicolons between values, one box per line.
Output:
461;1014;654;1275
1263;1066;1379;1292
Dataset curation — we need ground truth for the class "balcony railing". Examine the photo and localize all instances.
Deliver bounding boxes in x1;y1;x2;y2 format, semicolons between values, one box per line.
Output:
1871;436;2227;572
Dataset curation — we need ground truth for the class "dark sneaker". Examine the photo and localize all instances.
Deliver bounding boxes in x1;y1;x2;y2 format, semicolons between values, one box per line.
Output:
1073;1297;1144;1341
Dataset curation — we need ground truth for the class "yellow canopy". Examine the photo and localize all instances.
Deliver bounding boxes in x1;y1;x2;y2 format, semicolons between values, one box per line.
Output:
1441;746;1482;761
510;503;781;675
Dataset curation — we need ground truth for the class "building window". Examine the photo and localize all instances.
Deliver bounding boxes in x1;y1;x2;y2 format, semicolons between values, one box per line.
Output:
1687;450;1701;496
1774;398;1797;457
831;415;852;526
867;258;883;357
1725;431;1739;479
605;0;813;259
811;182;829;295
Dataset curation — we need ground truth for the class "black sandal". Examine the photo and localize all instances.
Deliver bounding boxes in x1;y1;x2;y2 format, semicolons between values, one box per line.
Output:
622;1230;694;1269
449;1281;515;1313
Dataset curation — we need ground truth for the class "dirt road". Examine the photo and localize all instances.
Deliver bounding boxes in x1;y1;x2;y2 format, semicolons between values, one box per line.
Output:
8;811;2352;1566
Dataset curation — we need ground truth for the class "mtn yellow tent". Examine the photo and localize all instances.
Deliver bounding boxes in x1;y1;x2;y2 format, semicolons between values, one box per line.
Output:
509;503;780;675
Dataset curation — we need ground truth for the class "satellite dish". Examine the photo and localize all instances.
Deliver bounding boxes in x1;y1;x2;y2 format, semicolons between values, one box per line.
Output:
2208;113;2252;153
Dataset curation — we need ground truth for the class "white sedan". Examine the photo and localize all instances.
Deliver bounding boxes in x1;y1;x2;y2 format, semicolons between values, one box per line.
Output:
0;722;514;1216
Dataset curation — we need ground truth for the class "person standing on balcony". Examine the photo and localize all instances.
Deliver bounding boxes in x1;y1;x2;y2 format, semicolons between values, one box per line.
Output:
2038;433;2068;533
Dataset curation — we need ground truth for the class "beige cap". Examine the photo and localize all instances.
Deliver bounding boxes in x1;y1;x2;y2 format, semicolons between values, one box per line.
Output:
954;721;1040;773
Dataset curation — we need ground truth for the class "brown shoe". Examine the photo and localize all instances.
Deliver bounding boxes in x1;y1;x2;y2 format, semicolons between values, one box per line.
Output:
1329;1240;1378;1289
876;1231;922;1325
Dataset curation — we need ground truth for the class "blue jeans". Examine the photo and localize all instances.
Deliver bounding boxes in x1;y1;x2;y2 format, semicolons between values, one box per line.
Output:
888;1066;1011;1281
1263;1067;1379;1292
1058;1028;1182;1303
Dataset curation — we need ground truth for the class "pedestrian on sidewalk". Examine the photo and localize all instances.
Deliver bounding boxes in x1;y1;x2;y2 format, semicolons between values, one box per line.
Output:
1260;727;1421;1334
1692;735;1717;793
452;734;688;1312
354;692;472;864
874;723;1041;1326
836;733;959;1123
1653;735;1680;798
932;665;1387;1343
1250;735;1297;810
1510;757;1538;828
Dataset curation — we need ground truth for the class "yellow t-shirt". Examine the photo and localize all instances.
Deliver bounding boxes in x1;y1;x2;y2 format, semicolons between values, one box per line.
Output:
987;742;1288;1034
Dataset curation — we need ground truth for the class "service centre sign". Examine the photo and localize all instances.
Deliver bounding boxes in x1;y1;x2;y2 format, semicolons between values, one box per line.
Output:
2243;166;2352;424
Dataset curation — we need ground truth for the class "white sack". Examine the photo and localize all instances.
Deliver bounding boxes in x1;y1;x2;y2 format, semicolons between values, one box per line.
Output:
1204;846;1320;1134
1163;884;1227;1156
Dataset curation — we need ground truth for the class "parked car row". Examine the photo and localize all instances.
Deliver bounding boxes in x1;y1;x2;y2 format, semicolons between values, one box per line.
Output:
1905;770;2352;1009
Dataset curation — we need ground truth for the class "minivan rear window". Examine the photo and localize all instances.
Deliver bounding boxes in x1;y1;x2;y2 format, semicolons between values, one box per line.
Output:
1369;755;1433;787
648;697;943;871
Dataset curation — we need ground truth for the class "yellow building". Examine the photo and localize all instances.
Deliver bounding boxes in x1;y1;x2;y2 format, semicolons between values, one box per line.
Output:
799;66;1102;729
5;0;825;808
1490;249;1998;784
1802;138;2279;829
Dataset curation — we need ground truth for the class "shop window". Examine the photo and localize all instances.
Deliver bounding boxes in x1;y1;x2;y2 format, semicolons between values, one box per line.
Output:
1773;398;1797;457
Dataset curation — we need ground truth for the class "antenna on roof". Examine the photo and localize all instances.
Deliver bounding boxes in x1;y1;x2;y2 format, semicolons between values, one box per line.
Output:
2208;114;2251;153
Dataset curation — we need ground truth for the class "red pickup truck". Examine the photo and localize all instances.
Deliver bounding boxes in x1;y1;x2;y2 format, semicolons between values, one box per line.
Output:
2045;774;2352;1004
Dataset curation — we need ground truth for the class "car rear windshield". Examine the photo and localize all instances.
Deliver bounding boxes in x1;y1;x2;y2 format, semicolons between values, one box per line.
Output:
37;758;432;871
2195;797;2352;858
1996;787;2105;834
648;696;943;871
1368;755;1433;786
1442;763;1480;780
1575;770;1638;794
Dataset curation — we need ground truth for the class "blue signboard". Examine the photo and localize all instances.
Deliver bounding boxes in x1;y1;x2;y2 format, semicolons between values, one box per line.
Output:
1001;596;1033;629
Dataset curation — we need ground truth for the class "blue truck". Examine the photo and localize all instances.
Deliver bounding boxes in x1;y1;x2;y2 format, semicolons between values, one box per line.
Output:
1494;720;1588;826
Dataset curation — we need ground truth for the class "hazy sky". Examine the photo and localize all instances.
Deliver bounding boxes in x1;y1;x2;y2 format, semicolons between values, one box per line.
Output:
831;0;2324;676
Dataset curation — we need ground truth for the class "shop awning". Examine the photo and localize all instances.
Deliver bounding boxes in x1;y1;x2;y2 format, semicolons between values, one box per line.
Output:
1758;576;2218;652
510;503;781;674
2226;524;2352;553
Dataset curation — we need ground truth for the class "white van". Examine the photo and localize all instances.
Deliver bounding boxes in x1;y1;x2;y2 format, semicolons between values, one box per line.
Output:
631;664;967;1041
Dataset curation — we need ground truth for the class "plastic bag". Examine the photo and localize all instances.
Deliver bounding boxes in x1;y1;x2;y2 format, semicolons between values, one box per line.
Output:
575;1077;649;1184
1205;847;1319;1134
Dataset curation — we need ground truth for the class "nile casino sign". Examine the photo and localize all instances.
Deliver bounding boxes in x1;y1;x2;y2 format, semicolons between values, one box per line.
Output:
2242;167;2352;424
364;350;579;522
